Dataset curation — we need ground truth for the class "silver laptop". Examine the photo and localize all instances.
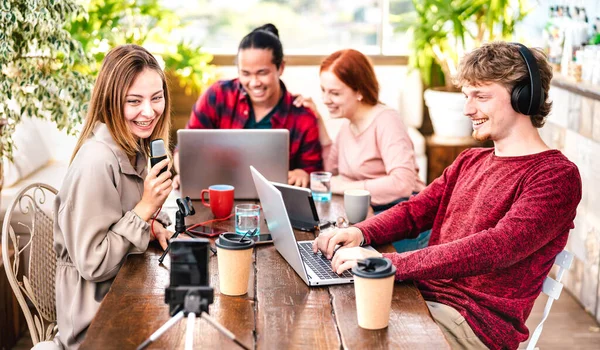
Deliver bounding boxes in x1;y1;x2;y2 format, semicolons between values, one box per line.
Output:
178;129;289;199
251;166;355;286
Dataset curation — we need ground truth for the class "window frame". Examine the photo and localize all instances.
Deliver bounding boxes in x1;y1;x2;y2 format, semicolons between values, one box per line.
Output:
190;0;411;64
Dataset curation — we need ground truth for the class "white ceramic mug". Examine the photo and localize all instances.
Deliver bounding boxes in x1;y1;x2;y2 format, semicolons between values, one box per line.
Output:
344;189;371;224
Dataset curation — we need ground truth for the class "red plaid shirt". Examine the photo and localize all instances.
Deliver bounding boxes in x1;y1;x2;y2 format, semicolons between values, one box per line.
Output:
187;78;323;173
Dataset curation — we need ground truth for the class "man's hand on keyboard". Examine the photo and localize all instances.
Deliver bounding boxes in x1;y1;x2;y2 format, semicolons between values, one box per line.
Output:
312;227;364;259
330;247;382;275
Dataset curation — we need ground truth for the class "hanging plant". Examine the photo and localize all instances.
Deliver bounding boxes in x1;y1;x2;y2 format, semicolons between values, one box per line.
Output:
0;0;93;162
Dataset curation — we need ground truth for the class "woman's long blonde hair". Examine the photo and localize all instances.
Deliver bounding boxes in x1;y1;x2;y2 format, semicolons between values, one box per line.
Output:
71;44;171;163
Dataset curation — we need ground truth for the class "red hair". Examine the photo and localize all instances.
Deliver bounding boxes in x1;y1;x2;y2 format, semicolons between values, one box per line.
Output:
320;49;379;106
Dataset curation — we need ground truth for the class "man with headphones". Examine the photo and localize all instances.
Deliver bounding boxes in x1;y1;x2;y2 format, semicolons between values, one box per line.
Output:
312;42;582;349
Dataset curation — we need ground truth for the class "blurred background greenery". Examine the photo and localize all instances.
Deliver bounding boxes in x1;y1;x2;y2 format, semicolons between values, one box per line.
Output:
160;0;414;55
68;0;217;97
0;0;218;163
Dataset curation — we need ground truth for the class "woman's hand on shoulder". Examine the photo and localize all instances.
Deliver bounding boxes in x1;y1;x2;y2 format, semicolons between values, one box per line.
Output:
293;95;320;118
294;95;332;144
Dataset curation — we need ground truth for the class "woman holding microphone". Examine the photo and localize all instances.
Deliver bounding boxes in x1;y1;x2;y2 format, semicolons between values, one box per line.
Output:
53;44;173;349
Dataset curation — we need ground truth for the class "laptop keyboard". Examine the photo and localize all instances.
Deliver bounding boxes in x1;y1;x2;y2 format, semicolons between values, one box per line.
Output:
297;242;353;279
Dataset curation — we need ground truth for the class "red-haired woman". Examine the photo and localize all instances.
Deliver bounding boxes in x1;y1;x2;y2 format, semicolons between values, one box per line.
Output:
294;49;429;251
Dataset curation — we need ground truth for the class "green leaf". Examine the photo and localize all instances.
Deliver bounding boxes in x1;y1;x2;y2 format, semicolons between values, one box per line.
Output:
392;0;530;88
0;0;93;161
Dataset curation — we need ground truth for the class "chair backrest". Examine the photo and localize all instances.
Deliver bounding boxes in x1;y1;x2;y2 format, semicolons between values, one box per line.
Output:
1;183;58;345
525;250;574;350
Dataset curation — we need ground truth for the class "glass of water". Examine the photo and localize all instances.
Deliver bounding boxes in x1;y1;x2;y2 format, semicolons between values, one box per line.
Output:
235;204;261;235
310;171;332;202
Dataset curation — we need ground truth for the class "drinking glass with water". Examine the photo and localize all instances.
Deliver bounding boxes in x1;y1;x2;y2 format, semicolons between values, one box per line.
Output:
310;171;332;202
235;204;261;235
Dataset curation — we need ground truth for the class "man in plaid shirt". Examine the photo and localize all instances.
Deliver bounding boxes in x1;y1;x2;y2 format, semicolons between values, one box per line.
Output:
173;24;322;188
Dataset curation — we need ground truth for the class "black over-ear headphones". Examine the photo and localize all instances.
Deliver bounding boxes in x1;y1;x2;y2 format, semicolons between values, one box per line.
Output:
511;43;544;116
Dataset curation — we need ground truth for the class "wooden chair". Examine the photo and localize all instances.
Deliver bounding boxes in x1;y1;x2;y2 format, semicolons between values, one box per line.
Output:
524;250;574;350
1;183;58;346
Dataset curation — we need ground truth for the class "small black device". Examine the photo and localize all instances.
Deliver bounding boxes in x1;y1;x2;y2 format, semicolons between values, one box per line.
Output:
165;238;211;314
176;196;194;217
158;196;195;264
272;182;332;231
251;233;273;245
511;43;544;116
150;139;168;176
138;237;250;350
187;225;227;238
168;239;209;287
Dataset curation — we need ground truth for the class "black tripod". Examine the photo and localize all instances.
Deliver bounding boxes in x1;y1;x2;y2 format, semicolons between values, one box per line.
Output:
141;197;249;349
158;196;195;264
137;287;249;350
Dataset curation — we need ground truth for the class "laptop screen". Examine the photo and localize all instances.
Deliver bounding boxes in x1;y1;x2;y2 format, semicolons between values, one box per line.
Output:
178;129;289;199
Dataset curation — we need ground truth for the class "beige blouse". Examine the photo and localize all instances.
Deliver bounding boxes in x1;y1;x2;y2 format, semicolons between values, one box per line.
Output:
53;123;169;349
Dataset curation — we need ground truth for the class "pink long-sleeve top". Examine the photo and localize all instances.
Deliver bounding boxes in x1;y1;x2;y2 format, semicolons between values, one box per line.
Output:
322;106;425;206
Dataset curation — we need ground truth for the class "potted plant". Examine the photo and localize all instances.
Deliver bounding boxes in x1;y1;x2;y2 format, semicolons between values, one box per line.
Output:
0;0;93;193
393;0;531;138
0;0;93;160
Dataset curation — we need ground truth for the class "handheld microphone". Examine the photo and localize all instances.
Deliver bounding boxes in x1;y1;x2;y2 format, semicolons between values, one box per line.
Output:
150;139;168;176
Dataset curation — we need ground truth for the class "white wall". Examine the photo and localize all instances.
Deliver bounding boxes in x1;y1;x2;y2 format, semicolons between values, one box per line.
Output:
540;86;600;323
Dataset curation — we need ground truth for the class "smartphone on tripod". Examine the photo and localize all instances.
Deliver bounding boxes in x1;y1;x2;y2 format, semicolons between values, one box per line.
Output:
168;238;210;289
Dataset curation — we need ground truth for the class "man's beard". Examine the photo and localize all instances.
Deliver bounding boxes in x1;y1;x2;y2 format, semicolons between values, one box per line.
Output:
471;113;491;142
472;128;490;142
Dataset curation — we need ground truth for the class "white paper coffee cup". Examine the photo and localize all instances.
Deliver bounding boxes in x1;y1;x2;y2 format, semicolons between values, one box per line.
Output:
352;257;396;329
216;232;255;296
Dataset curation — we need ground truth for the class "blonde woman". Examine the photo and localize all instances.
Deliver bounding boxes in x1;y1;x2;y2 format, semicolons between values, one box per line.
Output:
53;45;173;349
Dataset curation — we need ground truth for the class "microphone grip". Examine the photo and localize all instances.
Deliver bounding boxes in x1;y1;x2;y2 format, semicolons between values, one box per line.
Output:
150;155;168;176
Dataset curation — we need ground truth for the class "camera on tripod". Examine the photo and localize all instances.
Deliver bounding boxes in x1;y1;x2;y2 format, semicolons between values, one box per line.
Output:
165;238;213;316
165;196;213;316
138;197;249;350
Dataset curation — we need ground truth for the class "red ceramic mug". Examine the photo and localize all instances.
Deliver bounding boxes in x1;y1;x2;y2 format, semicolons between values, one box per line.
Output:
201;185;235;218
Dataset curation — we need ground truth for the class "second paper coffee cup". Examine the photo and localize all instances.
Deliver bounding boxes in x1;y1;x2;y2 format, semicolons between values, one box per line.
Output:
216;232;255;296
352;257;396;330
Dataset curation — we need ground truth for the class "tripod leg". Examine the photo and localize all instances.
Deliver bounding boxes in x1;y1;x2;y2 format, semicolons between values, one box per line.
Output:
137;311;185;350
185;312;196;350
158;230;182;264
201;312;251;350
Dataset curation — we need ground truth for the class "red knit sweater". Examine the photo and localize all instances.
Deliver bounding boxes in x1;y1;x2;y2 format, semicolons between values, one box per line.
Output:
356;148;581;350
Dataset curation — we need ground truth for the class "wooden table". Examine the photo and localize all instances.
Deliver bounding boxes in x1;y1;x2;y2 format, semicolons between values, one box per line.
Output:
82;195;449;349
